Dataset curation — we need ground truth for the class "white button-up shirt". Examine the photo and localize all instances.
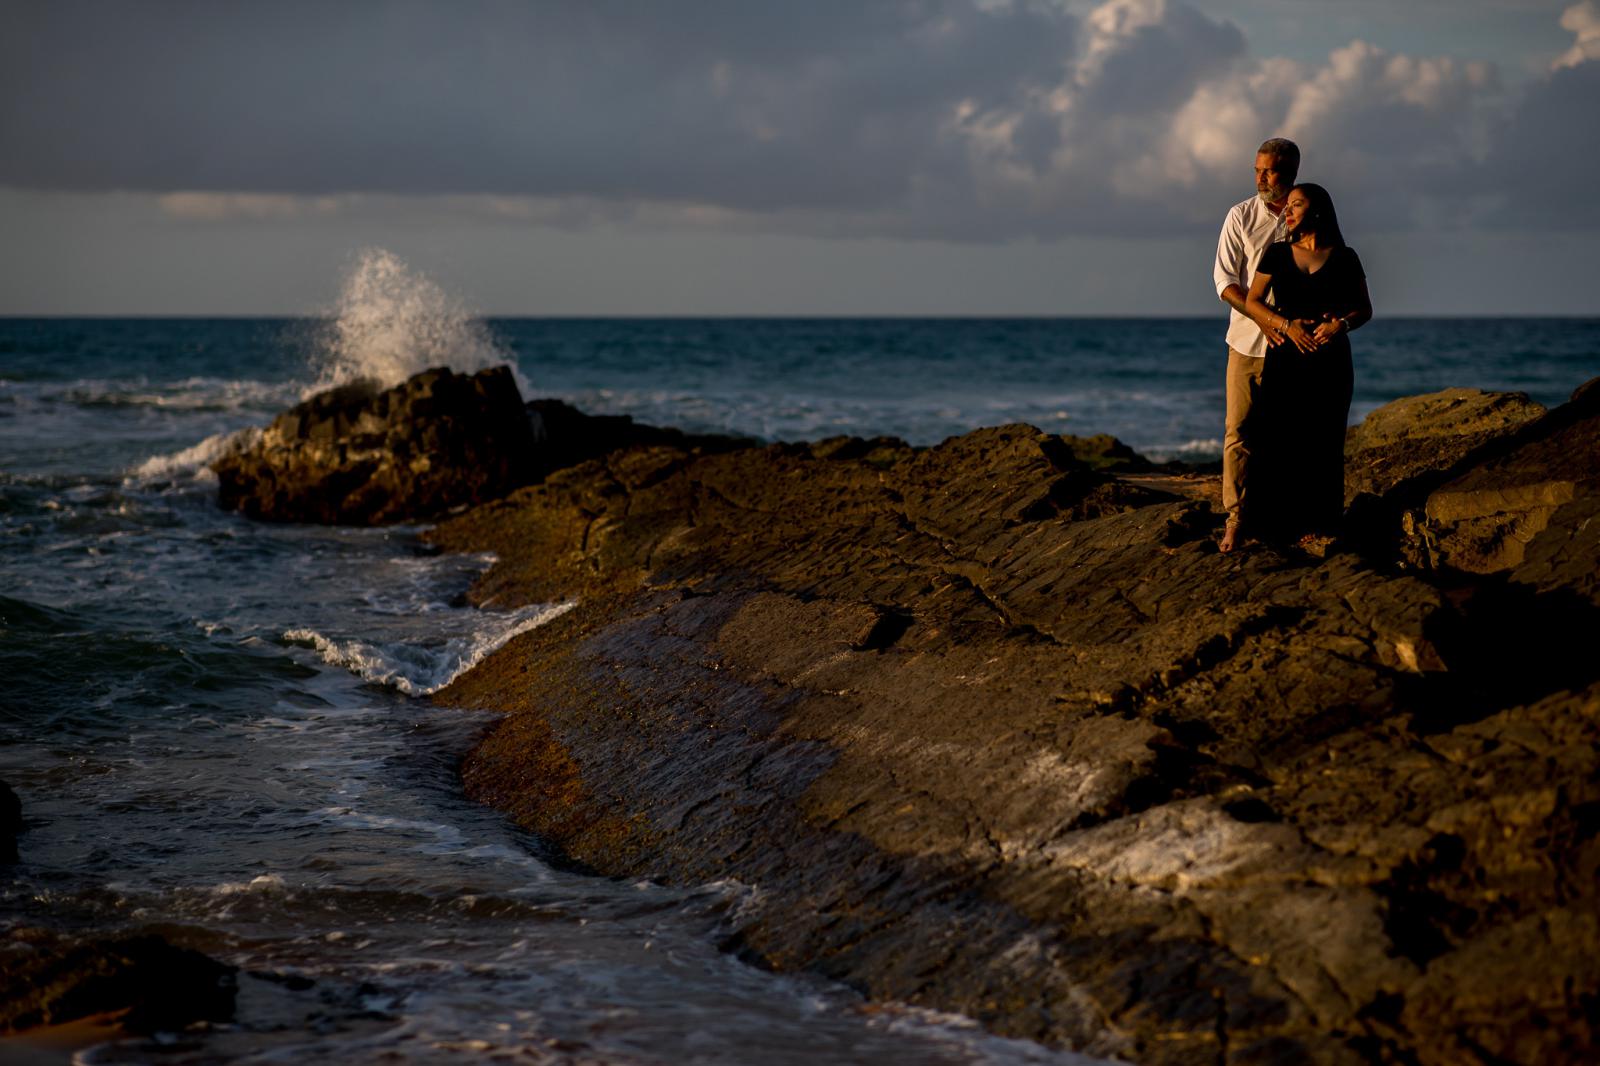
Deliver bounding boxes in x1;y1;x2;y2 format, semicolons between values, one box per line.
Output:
1213;195;1287;358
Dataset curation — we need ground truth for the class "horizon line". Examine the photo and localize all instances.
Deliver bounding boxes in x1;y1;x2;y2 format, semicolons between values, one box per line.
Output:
4;312;1598;321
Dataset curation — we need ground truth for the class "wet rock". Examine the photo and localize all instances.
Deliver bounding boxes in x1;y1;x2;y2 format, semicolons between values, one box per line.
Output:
0;927;237;1034
212;371;754;525
421;387;1599;1063
213;366;538;524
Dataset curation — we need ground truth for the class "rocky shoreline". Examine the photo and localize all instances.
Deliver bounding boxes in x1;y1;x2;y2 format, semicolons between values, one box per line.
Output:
422;373;1598;1064
13;366;1594;1063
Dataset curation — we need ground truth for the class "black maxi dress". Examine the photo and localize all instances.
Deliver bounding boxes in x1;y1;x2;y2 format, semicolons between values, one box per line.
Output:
1252;240;1365;539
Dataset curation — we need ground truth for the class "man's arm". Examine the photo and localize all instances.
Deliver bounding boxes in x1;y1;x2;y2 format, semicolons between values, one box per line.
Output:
1221;283;1284;347
1219;283;1248;316
1213;208;1283;346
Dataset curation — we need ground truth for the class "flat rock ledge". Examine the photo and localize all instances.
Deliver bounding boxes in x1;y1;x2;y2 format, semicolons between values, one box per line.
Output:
417;376;1600;1066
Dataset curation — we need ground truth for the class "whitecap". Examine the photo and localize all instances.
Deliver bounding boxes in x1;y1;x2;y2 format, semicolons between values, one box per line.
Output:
61;376;298;412
1152;437;1223;461
283;599;575;696
210;873;288;896
125;425;262;484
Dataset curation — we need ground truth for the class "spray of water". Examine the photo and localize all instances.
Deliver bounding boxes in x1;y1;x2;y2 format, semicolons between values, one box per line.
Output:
306;248;528;398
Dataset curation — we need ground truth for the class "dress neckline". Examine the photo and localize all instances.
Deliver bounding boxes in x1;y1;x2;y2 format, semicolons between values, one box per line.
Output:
1286;244;1337;277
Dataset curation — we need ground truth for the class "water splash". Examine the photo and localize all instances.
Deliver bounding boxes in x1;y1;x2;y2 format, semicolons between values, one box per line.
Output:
307;248;528;398
126;426;261;484
282;599;575;696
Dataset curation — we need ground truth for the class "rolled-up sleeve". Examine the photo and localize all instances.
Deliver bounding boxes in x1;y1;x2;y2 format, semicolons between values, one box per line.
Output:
1213;205;1243;297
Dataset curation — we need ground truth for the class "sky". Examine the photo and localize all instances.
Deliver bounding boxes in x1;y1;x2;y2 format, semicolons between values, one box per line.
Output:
2;0;1597;316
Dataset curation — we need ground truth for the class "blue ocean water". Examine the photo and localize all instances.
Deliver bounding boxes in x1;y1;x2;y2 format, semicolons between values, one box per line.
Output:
492;316;1599;457
1;293;1595;1062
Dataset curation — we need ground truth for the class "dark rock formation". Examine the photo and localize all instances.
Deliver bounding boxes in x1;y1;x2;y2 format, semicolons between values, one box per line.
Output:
526;398;753;474
1397;378;1600;577
425;380;1600;1065
1343;387;1546;506
213;366;538;524
0;927;237;1034
211;369;752;525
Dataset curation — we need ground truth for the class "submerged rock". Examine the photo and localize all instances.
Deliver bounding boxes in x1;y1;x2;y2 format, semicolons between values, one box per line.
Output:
0;928;237;1034
424;380;1600;1064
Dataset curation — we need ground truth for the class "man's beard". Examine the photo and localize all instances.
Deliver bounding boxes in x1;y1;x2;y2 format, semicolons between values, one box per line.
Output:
1257;184;1289;205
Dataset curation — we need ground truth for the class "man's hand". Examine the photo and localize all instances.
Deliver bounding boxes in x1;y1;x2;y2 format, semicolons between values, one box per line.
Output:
1261;320;1286;347
1283;318;1321;353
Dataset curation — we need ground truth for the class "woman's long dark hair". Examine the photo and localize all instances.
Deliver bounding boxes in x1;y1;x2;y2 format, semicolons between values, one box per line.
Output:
1290;182;1345;248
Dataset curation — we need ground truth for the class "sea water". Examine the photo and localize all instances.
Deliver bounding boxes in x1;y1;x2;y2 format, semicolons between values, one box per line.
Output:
2;253;1595;1062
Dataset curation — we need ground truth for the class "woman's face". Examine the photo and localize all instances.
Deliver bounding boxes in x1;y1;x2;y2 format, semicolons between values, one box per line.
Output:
1282;189;1313;235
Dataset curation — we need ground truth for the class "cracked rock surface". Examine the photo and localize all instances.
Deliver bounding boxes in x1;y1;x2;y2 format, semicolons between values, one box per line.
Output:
422;385;1600;1065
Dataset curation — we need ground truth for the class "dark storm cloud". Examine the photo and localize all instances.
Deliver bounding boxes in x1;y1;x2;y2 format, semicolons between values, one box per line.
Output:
2;0;1594;239
0;0;1076;210
1478;58;1600;225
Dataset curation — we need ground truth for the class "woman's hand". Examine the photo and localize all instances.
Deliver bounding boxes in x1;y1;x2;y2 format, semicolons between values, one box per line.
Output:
1311;315;1346;346
1283;318;1320;353
1244;270;1296;350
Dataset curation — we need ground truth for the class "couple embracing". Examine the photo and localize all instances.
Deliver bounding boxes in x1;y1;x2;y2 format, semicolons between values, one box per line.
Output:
1213;138;1373;553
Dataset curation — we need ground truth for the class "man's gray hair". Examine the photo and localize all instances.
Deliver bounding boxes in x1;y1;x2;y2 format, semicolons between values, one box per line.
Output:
1258;137;1300;176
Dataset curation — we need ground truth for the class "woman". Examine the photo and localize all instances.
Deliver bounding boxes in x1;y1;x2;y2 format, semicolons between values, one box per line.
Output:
1225;182;1372;550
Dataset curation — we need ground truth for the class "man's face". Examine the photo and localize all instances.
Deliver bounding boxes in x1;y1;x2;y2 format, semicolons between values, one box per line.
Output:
1255;152;1293;205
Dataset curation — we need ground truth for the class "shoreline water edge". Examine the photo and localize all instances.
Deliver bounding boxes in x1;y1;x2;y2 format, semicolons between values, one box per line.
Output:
10;362;1599;1064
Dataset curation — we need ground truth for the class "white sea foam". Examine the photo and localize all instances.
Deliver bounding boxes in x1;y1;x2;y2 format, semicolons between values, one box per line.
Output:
306;247;531;398
209;873;288;896
1138;437;1223;462
126;426;262;484
59;375;296;412
284;599;574;696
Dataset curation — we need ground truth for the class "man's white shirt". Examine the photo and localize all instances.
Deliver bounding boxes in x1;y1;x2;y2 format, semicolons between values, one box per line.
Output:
1213;196;1287;358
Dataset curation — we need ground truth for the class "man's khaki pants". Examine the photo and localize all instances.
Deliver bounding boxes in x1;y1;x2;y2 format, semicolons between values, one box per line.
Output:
1222;348;1266;522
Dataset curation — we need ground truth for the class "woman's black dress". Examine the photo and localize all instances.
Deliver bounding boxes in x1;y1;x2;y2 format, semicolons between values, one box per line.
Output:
1253;241;1365;538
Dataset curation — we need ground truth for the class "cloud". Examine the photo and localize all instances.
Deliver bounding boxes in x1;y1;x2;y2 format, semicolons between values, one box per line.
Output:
0;0;1077;213
1555;0;1600;68
158;192;346;220
1;0;1593;239
1480;48;1600;226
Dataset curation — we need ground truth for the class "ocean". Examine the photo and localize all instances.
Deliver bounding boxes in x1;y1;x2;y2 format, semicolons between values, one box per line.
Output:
2;263;1596;1062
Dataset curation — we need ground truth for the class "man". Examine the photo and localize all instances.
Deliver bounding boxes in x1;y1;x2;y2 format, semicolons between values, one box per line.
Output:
1213;137;1298;552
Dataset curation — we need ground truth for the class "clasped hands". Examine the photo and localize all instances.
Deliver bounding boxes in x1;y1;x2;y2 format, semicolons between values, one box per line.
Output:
1264;312;1346;353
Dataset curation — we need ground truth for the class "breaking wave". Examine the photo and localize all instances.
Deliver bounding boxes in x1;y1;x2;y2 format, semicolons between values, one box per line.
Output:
126;426;262;484
283;599;575;696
